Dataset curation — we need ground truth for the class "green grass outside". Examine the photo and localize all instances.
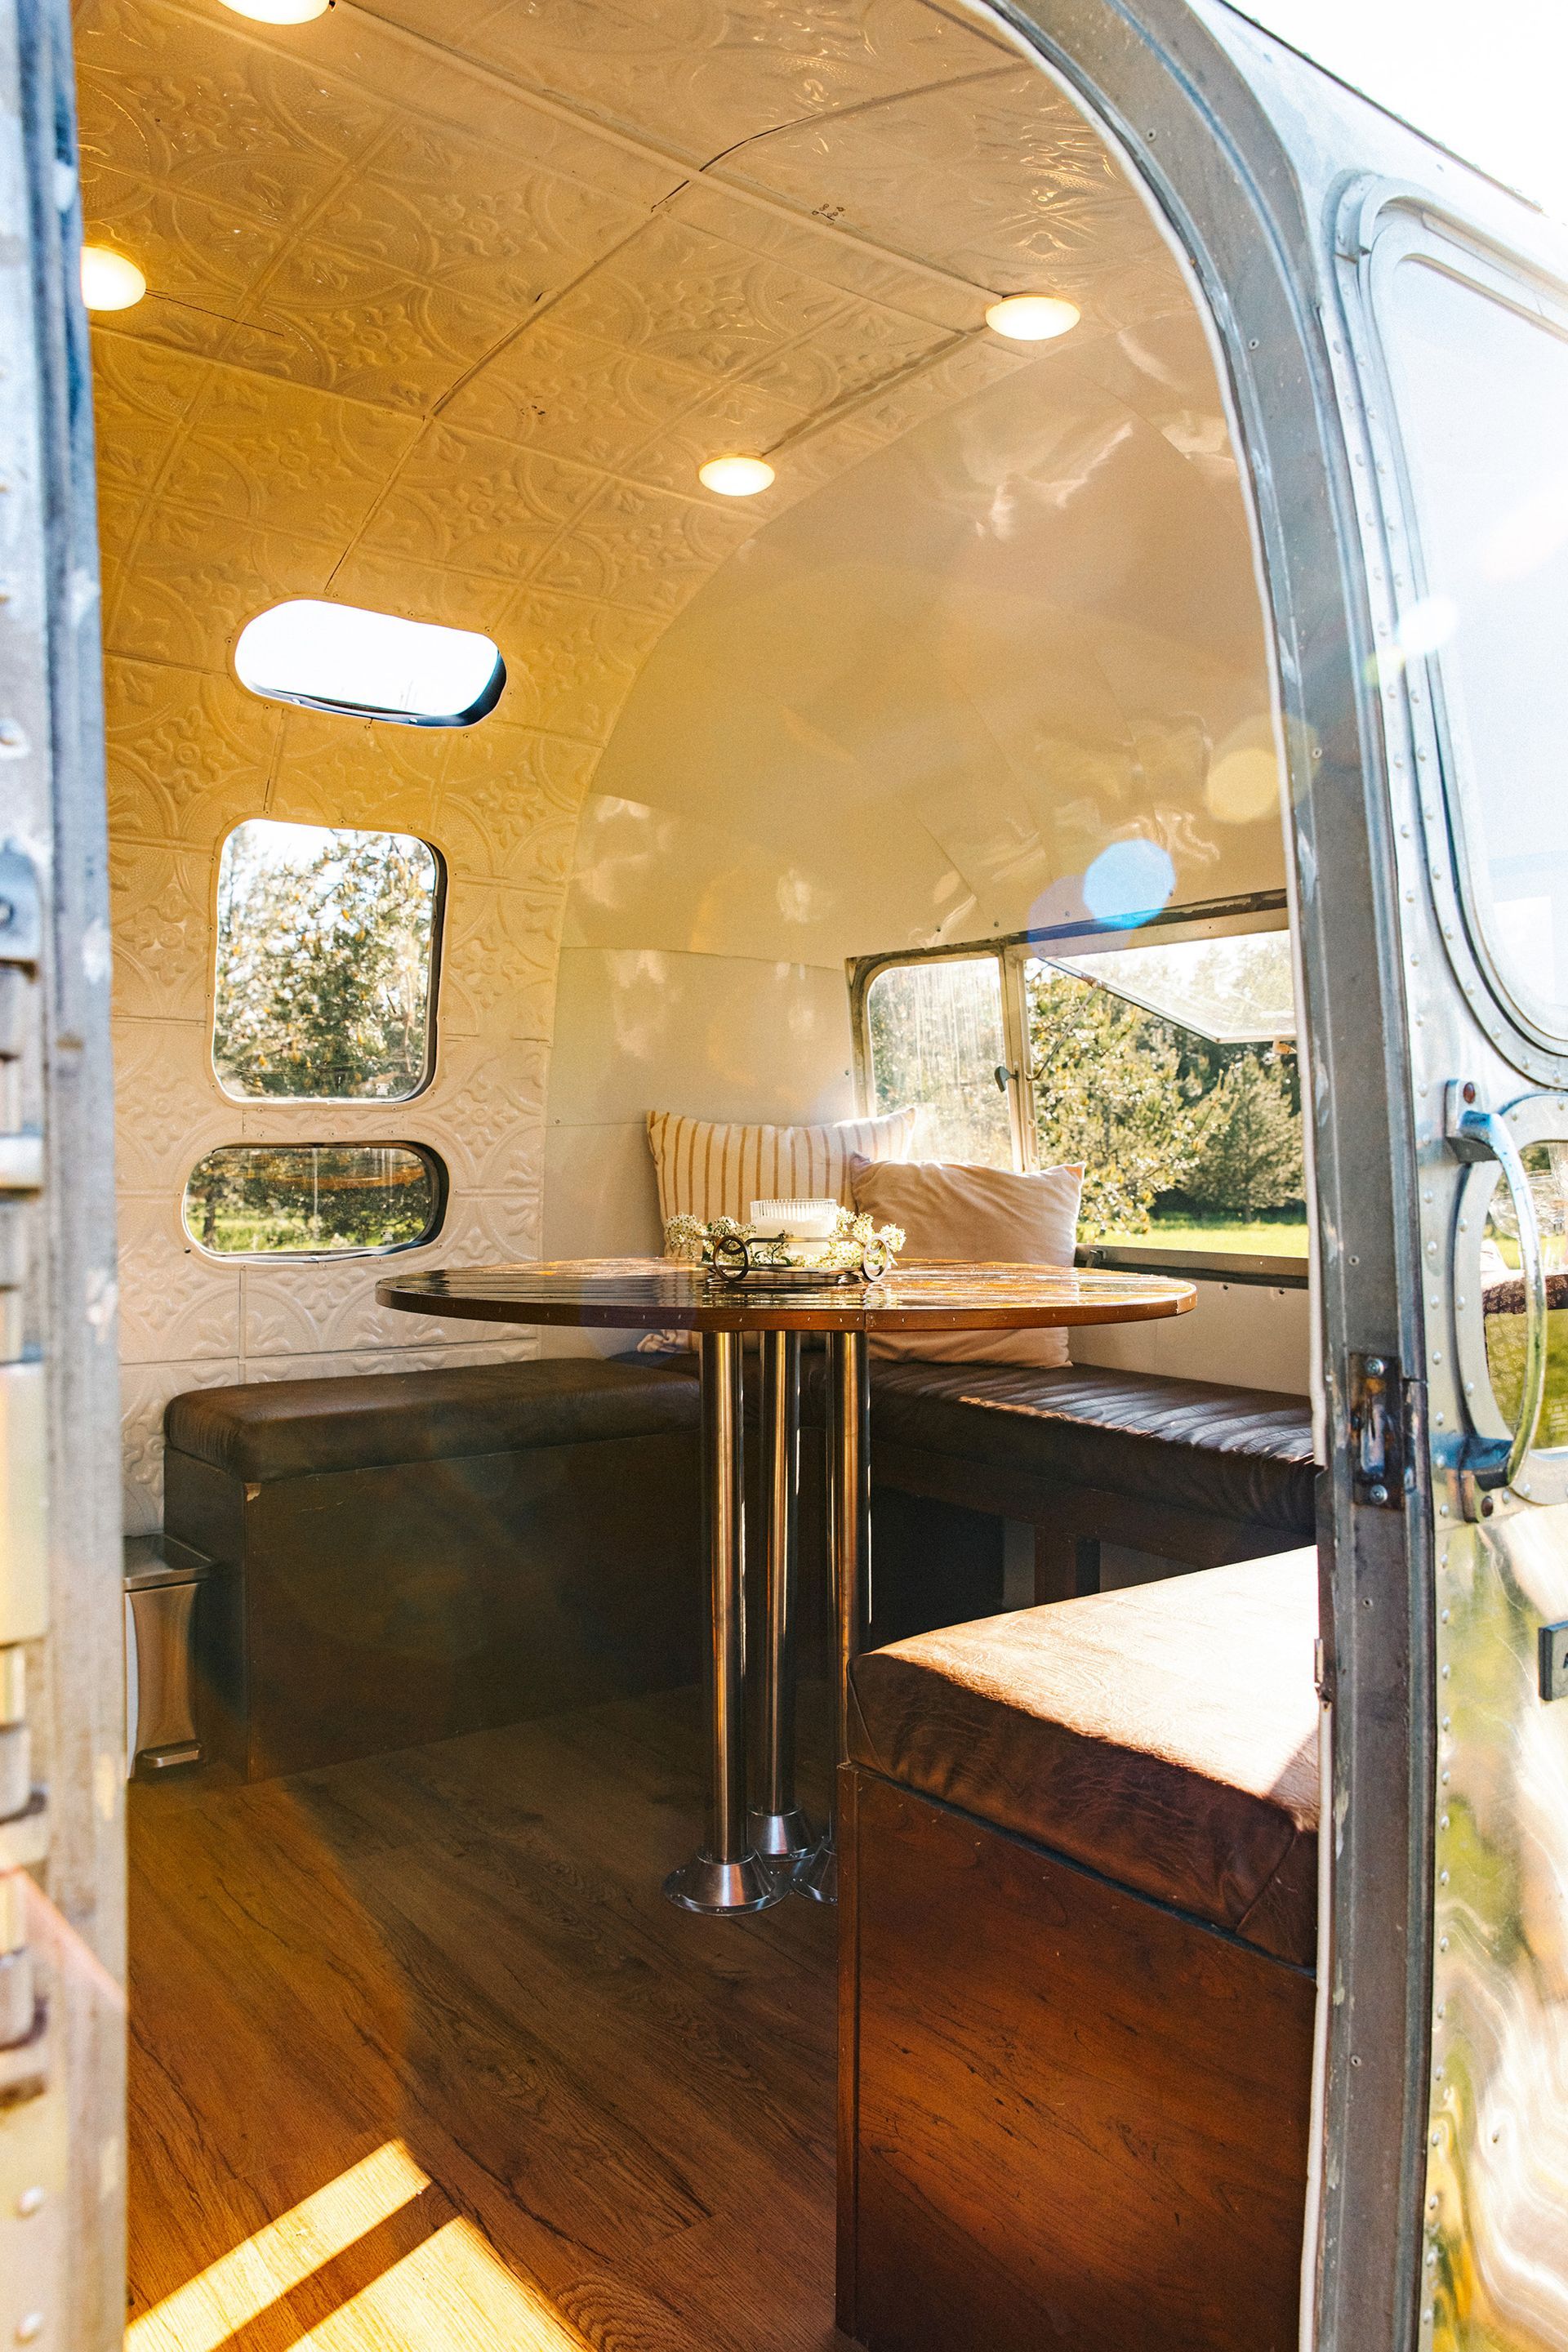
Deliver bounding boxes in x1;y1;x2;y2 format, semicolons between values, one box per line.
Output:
1089;1218;1310;1258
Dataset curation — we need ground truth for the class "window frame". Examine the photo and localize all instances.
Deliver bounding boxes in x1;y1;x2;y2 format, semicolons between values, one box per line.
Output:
849;887;1307;1284
181;1139;449;1264
210;817;448;1107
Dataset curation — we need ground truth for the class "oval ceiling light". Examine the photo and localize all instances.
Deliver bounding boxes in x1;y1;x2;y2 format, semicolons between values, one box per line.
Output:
984;294;1080;342
234;599;505;728
220;0;330;19
698;455;775;497
80;246;146;313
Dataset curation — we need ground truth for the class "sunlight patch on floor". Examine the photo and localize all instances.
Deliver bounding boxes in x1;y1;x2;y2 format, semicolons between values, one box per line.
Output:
306;2216;595;2351
127;2140;430;2352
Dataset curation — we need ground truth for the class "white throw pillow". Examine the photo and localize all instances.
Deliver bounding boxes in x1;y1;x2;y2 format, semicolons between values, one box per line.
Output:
849;1154;1085;1368
647;1107;918;1230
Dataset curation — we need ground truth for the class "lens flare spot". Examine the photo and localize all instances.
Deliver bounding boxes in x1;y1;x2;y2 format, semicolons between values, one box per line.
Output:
1083;839;1175;925
1397;595;1459;657
1206;719;1282;824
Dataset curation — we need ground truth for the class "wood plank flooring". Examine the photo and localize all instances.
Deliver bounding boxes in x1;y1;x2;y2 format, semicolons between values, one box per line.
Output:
127;1686;843;2352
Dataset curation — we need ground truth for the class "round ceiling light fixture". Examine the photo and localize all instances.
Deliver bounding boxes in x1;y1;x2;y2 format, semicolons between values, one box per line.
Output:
697;455;775;497
984;293;1080;342
80;246;146;312
219;0;331;20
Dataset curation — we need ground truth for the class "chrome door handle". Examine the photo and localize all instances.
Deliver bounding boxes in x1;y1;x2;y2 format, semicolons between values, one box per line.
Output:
1446;1080;1548;1494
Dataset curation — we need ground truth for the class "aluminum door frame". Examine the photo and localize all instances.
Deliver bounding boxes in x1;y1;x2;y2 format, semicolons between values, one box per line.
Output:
970;6;1567;2349
2;1;124;2345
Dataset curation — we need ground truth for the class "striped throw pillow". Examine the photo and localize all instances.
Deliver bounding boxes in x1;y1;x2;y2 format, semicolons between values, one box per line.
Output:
647;1108;918;1232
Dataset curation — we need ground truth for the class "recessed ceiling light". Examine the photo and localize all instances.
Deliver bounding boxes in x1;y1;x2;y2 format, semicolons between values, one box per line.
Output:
80;246;146;313
984;294;1080;342
220;0;330;20
697;455;775;497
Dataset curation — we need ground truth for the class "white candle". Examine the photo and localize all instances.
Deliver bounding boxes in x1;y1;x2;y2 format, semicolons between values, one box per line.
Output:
750;1196;839;1241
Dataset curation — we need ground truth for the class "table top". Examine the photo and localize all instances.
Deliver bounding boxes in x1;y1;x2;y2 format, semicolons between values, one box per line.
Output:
376;1256;1196;1334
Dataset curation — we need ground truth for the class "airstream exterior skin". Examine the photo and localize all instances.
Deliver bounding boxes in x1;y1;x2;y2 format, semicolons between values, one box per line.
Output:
3;0;1566;2345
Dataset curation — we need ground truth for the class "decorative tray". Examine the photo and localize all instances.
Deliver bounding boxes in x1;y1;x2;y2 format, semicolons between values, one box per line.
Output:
664;1201;905;1289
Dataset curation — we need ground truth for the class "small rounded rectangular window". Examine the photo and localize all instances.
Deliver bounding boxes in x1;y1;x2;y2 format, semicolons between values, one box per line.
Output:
183;1144;446;1258
234;599;505;728
215;819;441;1102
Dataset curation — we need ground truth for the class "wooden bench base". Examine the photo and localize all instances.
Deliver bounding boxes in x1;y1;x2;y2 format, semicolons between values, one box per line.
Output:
837;1763;1315;2352
874;1435;1312;1604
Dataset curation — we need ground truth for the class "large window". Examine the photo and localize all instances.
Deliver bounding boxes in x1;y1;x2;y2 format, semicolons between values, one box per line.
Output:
183;1144;445;1258
213;820;442;1102
861;924;1307;1257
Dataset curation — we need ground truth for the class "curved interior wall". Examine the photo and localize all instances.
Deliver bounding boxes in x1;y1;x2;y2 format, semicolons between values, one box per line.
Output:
80;0;1292;1526
546;314;1284;1272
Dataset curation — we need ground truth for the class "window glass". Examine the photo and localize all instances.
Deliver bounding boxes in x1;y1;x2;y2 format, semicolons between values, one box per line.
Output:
865;956;1013;1168
214;820;439;1102
234;599;505;728
1027;953;1306;1251
1379;252;1568;1032
1046;931;1294;1043
1480;1142;1568;1446
183;1144;443;1257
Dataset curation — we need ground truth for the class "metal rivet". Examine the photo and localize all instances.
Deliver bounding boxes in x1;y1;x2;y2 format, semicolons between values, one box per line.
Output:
16;2317;42;2345
1439;1935;1450;1951
15;2188;41;2219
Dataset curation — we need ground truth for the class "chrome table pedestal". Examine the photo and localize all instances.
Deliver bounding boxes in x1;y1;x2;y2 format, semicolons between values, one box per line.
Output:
663;1330;782;1915
748;1331;817;1865
795;1330;870;1905
377;1258;1195;1916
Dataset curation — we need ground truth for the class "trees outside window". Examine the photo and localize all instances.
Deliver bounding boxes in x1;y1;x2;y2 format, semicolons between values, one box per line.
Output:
213;820;439;1102
1027;956;1303;1245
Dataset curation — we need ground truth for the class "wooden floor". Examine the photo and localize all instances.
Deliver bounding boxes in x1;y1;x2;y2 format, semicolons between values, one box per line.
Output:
127;1686;842;2352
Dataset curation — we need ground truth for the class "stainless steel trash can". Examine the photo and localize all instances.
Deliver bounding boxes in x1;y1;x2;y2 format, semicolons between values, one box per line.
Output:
123;1535;209;1775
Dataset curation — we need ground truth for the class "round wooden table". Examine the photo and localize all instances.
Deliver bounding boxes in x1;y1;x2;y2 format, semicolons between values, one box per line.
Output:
378;1257;1196;1913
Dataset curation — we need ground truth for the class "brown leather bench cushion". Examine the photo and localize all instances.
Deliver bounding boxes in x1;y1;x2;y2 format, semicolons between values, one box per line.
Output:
867;1361;1316;1533
165;1357;700;1482
849;1548;1320;1965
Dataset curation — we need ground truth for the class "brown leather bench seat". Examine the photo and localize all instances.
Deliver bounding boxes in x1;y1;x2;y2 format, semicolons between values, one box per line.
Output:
864;1359;1316;1611
165;1356;703;1780
868;1360;1316;1536
839;1548;1321;2352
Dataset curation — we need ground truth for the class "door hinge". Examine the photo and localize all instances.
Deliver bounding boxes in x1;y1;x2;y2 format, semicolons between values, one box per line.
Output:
1349;1352;1418;1508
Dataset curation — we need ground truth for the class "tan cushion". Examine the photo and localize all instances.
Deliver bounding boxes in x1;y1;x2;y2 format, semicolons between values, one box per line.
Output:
848;1550;1321;1965
850;1154;1083;1367
646;1107;916;1227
